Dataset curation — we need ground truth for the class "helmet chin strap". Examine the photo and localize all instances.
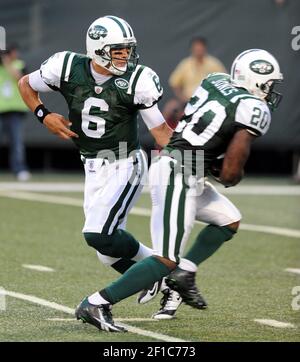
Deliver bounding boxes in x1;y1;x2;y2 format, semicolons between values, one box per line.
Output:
94;56;127;76
107;62;127;75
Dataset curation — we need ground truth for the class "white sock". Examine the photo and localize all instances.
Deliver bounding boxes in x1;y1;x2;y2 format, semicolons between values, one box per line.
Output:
132;242;153;262
88;291;109;305
179;258;197;273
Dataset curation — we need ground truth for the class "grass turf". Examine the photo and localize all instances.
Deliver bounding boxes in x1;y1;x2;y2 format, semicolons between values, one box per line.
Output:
0;178;299;341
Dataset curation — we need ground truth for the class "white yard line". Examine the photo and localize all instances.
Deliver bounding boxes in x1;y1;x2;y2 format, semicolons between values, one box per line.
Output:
285;268;300;275
47;317;156;322
237;224;300;239
0;182;300;195
143;185;300;196
0;190;82;207
3;290;186;342
211;185;300;196
254;319;295;329
22;264;55;272
0;190;299;239
0;182;84;192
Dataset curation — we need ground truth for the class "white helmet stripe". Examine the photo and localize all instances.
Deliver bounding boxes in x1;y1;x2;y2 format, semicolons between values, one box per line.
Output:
106;16;129;38
236;49;261;61
231;49;260;81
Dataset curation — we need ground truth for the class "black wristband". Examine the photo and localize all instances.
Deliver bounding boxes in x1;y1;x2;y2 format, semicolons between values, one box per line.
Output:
34;104;51;124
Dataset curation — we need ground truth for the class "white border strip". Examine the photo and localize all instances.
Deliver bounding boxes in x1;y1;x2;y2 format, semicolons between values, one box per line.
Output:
4;290;187;342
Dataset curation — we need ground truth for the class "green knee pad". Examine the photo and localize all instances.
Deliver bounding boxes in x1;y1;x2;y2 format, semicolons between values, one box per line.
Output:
83;230;139;259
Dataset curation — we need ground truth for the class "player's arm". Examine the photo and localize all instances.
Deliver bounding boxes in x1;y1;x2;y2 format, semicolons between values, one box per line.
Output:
18;52;78;140
150;122;173;147
218;98;271;187
220;129;255;187
134;66;173;146
139;104;173;147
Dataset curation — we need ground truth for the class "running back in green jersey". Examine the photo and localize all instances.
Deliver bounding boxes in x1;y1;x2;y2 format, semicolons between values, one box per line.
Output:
40;51;163;158
167;72;271;174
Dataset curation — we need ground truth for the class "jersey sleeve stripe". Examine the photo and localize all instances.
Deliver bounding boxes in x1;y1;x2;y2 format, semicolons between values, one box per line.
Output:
127;65;142;94
106;16;128;38
130;66;145;95
64;52;75;81
60;51;71;83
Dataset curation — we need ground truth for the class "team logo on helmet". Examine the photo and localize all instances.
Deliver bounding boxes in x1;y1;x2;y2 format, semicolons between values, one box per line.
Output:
88;25;108;40
115;78;129;89
250;60;274;75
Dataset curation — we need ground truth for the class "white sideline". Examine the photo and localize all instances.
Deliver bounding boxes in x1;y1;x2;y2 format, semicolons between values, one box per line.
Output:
285;268;300;275
22;264;55;272
3;290;187;342
0;182;300;195
0;190;299;239
254;319;295;329
0;182;84;192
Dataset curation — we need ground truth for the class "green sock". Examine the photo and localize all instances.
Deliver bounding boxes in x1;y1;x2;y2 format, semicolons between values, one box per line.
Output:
184;225;236;266
100;256;171;304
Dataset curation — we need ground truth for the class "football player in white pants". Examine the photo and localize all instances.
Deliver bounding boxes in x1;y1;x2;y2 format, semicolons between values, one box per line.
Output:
19;16;172;332
149;49;283;318
67;49;282;332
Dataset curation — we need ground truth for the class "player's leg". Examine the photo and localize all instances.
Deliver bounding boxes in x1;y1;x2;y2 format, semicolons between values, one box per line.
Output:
82;151;152;273
94;152;153;274
75;156;196;329
166;180;241;309
182;180;241;268
148;156;196;317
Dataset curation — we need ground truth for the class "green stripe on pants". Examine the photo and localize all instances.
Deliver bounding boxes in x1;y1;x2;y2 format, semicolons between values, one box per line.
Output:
174;174;188;263
162;163;175;258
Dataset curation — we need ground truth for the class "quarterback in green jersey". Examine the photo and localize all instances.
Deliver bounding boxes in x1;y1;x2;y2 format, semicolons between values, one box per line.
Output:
19;16;172;332
71;49;282;332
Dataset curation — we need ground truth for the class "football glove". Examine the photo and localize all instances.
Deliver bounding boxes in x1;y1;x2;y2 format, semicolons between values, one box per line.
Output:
208;154;225;183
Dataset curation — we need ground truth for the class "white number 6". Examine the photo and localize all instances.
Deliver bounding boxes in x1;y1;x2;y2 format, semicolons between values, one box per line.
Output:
81;97;108;139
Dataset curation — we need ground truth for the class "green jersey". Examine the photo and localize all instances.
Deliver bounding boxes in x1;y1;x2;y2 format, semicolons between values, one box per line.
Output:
167;73;271;174
40;51;163;158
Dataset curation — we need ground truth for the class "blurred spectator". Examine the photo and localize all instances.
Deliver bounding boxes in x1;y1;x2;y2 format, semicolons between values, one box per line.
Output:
0;45;31;181
169;37;226;103
274;0;287;7
162;37;226;131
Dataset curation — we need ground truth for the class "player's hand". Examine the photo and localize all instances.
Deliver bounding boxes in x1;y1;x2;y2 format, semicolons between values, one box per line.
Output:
43;113;78;140
208;154;224;183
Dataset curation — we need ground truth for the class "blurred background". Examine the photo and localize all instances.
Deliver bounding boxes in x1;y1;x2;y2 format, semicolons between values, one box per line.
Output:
0;0;299;177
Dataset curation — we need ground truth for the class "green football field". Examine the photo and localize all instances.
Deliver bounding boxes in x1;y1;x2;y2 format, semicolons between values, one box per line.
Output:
0;174;299;342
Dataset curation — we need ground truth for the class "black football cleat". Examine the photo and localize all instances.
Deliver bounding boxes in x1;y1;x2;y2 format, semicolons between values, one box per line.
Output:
75;297;126;332
165;268;208;310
